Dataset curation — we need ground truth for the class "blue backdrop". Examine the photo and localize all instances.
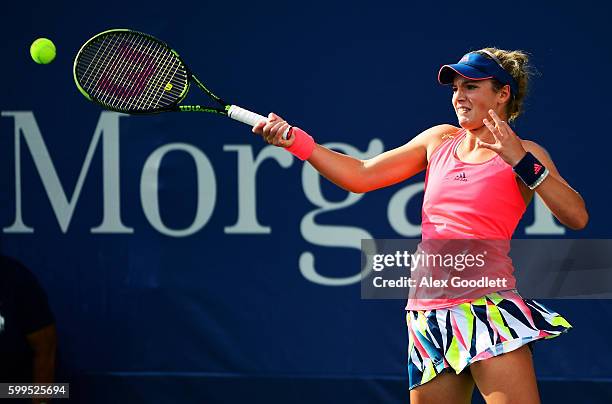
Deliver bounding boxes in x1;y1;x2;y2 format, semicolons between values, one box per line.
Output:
1;1;611;402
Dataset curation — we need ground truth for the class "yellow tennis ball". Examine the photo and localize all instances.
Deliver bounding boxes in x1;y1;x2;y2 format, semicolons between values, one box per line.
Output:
30;38;57;64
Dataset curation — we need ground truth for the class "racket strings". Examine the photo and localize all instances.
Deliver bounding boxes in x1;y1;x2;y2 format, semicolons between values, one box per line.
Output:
105;34;154;109
75;31;188;112
121;35;171;109
149;53;184;107
96;34;150;107
77;40;109;90
79;34;124;95
150;57;185;108
78;33;148;107
89;34;142;102
109;35;179;111
138;44;183;110
127;40;187;110
104;35;175;109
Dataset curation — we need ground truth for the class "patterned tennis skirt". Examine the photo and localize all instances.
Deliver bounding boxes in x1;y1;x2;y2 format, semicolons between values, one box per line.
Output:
407;289;572;390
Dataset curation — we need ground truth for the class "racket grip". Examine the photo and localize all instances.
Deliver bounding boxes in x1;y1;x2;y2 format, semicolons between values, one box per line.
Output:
227;105;290;140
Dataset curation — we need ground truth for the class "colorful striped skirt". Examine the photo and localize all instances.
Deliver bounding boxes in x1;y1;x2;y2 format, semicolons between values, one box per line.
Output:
407;289;572;390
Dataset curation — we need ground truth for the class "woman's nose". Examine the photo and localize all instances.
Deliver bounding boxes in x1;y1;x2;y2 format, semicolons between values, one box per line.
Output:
454;90;465;103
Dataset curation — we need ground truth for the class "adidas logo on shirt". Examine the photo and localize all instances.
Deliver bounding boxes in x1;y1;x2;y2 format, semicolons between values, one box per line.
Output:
454;172;468;181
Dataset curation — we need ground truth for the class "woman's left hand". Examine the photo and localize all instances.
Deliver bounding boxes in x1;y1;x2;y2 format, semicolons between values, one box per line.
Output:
478;109;527;167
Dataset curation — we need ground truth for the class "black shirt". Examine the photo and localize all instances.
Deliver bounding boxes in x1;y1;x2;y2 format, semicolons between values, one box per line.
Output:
0;255;55;382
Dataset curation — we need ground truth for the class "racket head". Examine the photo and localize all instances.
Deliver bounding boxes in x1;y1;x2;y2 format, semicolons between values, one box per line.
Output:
73;29;190;114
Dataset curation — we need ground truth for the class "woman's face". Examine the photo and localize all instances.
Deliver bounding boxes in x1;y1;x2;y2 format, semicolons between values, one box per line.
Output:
452;76;508;130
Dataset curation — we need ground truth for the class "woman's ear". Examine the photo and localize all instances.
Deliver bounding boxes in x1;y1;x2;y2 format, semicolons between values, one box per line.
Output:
498;84;512;104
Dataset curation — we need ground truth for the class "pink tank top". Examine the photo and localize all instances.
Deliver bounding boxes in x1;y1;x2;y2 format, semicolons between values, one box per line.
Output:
406;129;527;310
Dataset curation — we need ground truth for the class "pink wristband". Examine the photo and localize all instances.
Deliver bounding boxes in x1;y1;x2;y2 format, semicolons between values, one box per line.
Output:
285;127;315;161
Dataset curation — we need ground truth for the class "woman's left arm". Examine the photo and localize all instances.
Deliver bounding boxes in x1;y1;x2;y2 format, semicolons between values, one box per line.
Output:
480;109;589;230
520;140;589;230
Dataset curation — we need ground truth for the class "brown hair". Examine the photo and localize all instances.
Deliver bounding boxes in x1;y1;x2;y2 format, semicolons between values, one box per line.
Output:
477;48;533;122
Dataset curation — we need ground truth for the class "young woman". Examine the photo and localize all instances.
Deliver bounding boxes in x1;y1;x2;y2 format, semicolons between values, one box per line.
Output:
252;48;588;404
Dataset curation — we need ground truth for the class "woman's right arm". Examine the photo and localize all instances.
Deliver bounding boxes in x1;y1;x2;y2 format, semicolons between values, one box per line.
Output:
253;113;456;193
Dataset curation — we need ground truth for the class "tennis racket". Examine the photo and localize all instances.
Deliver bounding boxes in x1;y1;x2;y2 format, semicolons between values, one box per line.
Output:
73;28;288;138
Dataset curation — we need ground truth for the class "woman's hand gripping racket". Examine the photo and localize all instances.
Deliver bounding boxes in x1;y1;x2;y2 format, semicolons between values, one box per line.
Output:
73;28;289;139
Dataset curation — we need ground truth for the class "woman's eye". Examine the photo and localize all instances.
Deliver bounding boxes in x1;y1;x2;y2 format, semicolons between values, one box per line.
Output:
452;87;458;92
467;85;477;90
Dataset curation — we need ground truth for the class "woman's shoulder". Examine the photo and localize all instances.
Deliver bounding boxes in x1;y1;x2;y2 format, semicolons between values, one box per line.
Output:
422;124;462;161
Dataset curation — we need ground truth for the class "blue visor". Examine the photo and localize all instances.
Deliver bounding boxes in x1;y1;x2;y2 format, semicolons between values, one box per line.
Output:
438;52;518;96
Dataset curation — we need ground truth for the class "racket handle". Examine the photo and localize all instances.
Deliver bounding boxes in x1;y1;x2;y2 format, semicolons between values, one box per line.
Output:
227;105;290;140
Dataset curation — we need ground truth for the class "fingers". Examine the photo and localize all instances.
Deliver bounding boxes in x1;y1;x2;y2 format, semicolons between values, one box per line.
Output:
482;118;502;144
251;112;282;134
487;109;504;128
481;111;525;165
254;113;294;147
475;138;495;150
487;109;513;136
265;120;286;143
251;120;266;134
269;122;293;147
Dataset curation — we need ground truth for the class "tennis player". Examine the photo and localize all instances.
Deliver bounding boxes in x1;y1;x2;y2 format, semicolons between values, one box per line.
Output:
252;48;588;403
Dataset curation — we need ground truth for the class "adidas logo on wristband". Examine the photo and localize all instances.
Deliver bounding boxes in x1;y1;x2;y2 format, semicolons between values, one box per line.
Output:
534;163;543;174
514;152;549;190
